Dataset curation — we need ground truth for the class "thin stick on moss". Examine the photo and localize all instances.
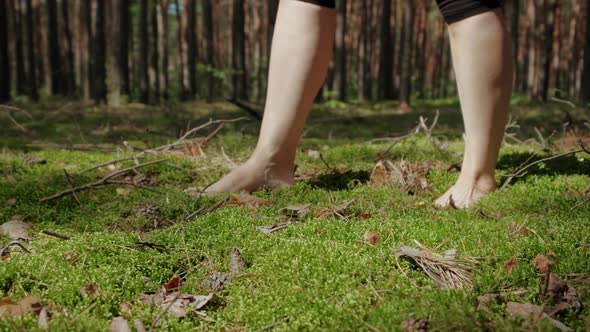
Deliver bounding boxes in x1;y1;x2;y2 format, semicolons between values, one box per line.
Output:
39;159;165;203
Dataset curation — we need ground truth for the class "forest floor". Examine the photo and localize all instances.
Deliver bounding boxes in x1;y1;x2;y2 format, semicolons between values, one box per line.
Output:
0;99;589;331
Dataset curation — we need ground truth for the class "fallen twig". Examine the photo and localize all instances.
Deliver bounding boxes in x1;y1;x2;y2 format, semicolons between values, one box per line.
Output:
40;230;71;240
500;148;589;190
185;197;229;221
63;169;81;205
40;159;165;203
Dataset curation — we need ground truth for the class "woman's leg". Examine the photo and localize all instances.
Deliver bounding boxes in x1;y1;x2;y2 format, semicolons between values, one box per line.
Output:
435;6;514;208
205;0;336;193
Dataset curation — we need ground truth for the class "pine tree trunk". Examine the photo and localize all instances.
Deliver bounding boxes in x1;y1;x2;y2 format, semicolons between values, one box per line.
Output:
92;0;107;102
120;0;130;96
150;2;160;102
0;0;10;102
25;0;37;100
378;0;392;100
204;0;215;101
12;0;26;96
139;0;149;103
173;0;185;99
47;0;61;95
186;0;197;97
159;0;169;99
333;0;347;101
581;0;590;102
541;0;557;101
62;0;76;96
108;0;122;106
232;0;248;100
399;1;414;110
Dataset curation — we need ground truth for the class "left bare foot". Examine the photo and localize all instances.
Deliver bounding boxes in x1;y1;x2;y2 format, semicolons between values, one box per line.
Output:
435;174;497;209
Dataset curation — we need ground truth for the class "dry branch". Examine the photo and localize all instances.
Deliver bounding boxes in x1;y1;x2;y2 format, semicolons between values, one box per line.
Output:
500;147;589;190
40;159;165;203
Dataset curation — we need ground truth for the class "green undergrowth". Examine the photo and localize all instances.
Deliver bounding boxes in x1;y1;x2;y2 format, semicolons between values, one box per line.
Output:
0;101;589;331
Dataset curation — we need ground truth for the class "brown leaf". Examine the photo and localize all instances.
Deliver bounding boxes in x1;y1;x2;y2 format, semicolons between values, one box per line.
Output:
0;295;41;320
229;192;269;209
163;276;182;292
2;216;34;241
109;317;131;332
118;302;134;316
358;211;372;220
400;314;429;332
532;255;553;273
230;247;246;275
369;160;389;187
506;302;572;332
200;272;231;292
79;283;104;300
503;257;520;273
544;273;582;314
280;204;311;219
256;223;289;234
143;292;214;319
363;231;380;246
6;198;16;207
317;200;355;219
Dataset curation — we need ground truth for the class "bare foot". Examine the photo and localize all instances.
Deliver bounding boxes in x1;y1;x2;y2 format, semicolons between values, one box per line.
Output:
204;158;294;193
435;174;497;209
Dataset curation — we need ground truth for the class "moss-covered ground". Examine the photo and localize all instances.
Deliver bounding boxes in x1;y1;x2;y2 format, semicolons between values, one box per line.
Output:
0;100;589;331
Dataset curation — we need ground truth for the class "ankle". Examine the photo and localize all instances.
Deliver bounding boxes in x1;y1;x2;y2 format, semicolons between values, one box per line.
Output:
457;171;497;190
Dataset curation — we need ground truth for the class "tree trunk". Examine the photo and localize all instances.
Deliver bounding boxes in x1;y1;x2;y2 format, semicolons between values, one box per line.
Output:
173;0;185;99
332;0;347;101
186;0;197;97
232;0;248;100
581;0;590;102
204;0;215;101
61;0;76;96
399;1;414;110
159;0;169;99
84;0;94;100
47;0;61;95
120;0;130;96
92;0;106;102
357;0;371;101
108;0;122;106
139;0;149;103
25;0;37;100
12;0;26;96
0;0;10;102
150;1;160;102
378;0;392;100
541;0;557;101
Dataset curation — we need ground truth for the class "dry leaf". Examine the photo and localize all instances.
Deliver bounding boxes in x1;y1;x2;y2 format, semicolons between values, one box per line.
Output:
400;314;429;332
503;257;519;273
230;247;246;275
369;160;429;194
140;292;214;318
2;216;34;241
200;272;231;292
544;273;582;314
109;317;131;332
0;295;41;320
280;204;311;219
163;276;182;292
256;223;289;234
6;198;16;207
118;302;134;316
506;302;572;332
229;192;269;209
79;283;104;300
363;231;380;245
369;160;389;187
307;150;320;159
317;200;355;219
532;255;553;273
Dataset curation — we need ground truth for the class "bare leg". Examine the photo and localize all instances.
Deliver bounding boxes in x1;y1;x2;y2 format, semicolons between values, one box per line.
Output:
205;0;336;193
435;9;514;208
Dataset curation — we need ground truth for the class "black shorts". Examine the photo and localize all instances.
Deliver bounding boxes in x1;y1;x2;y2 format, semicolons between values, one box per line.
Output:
296;0;503;24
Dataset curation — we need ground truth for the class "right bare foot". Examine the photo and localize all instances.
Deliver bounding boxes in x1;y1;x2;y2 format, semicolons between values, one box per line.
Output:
204;159;294;194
